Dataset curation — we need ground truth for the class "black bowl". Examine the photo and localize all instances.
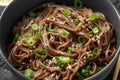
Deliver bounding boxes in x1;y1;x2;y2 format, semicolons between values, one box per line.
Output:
0;0;120;80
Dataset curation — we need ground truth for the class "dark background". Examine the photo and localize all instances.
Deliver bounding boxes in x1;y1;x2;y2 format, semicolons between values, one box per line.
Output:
0;0;120;80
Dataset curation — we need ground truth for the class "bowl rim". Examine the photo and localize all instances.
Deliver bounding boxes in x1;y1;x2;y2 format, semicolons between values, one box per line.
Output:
0;0;120;80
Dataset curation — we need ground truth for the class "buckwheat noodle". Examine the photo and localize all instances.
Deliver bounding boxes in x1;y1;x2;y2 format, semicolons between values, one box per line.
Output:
8;5;116;80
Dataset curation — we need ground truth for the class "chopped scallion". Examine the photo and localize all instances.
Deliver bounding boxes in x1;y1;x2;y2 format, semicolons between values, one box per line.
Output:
81;65;91;75
92;27;99;34
24;69;34;78
55;56;62;69
89;14;97;21
35;32;40;40
63;9;71;16
98;66;104;71
76;72;84;80
33;47;48;59
86;65;91;70
25;37;35;47
90;14;107;21
93;48;101;56
98;16;106;21
67;47;72;54
44;49;48;59
13;33;19;42
78;35;86;44
74;0;83;9
75;18;80;25
34;52;42;58
62;29;70;37
59;56;71;64
87;53;94;60
44;24;49;28
34;47;45;52
27;11;37;17
48;26;58;32
22;32;31;39
44;24;58;32
91;24;99;34
81;68;89;74
31;23;39;31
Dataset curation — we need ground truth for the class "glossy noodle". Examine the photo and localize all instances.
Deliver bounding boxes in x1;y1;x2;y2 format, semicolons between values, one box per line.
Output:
8;4;116;80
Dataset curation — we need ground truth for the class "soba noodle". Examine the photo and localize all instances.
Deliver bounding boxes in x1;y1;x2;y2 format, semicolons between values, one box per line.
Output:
8;4;116;80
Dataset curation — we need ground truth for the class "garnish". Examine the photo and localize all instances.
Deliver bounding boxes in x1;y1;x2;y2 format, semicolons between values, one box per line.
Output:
24;37;35;47
74;0;83;9
55;56;62;69
63;9;71;16
24;69;34;78
78;35;86;44
67;47;72;54
31;23;39;31
13;33;19;42
75;18;80;25
62;29;70;37
59;56;71;64
35;32;40;39
33;47;48;59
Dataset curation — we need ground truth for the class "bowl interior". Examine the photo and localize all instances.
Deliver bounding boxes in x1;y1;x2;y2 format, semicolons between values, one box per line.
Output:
0;0;120;80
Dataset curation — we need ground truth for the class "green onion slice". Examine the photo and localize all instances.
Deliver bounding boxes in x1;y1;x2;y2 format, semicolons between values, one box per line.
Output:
33;47;48;59
55;56;62;69
86;65;91;70
44;24;49;31
25;37;35;47
44;24;58;32
22;32;31;39
93;48;101;56
92;27;99;34
81;65;91;75
74;0;83;9
44;24;49;28
34;52;43;58
34;47;45;52
24;69;34;78
35;32;40;39
98;16;106;21
62;29;70;37
27;11;37;17
67;47;72;54
98;66;104;71
31;23;39;31
90;14;107;21
89;14;97;21
78;35;86;44
81;68;89;74
87;53;94;60
75;18;80;25
91;24;99;34
63;9;71;16
58;56;71;64
48;26;58;32
76;72;84;80
13;33;19;42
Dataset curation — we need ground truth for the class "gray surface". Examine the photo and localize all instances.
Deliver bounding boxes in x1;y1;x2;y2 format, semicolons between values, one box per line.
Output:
0;0;120;80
